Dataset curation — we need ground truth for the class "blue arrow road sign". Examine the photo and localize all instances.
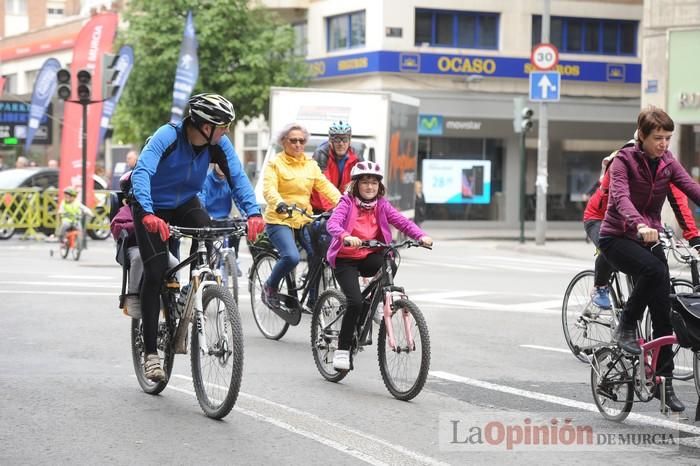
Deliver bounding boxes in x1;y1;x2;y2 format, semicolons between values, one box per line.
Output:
529;71;561;102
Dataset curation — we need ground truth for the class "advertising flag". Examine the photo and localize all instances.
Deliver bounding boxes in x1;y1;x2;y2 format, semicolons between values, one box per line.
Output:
169;10;199;124
25;58;61;152
58;12;118;206
98;45;134;147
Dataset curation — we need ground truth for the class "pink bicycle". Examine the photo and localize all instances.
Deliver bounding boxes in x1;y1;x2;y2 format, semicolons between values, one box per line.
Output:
590;291;700;421
310;239;431;401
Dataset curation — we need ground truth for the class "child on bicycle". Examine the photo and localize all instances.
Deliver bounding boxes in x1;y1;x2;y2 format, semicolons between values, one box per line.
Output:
57;186;93;243
326;161;433;370
110;171;178;319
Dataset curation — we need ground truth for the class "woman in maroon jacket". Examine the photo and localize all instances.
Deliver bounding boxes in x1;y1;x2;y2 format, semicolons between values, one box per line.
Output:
599;107;700;412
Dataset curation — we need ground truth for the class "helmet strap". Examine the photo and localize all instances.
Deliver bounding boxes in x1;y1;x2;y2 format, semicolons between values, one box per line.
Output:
192;122;216;145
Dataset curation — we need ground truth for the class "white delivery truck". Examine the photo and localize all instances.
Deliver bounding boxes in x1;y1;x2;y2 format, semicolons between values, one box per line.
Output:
254;87;420;217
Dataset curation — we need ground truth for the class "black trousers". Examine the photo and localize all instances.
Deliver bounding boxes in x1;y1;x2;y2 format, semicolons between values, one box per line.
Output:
334;253;384;350
599;236;674;376
132;196;210;354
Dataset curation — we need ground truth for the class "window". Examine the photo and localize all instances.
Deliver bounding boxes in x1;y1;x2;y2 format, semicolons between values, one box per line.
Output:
327;11;365;51
414;9;499;50
47;7;64;15
5;0;27;15
292;22;307;57
2;74;17;94
532;16;637;56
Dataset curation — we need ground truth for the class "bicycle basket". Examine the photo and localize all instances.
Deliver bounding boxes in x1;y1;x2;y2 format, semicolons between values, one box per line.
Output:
309;217;332;257
670;293;700;351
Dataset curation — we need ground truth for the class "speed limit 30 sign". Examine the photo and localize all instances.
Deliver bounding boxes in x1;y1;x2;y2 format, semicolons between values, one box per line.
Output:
531;43;559;70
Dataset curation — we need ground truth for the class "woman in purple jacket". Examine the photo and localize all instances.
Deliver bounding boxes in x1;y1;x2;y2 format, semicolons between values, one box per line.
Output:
325;162;433;370
600;107;700;412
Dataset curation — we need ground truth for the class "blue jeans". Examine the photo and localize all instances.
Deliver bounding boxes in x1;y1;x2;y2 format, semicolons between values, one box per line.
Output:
265;223;313;290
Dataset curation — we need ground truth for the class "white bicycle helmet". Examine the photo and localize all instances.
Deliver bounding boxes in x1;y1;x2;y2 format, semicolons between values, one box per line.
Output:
188;93;235;126
350;161;383;181
329;120;351;136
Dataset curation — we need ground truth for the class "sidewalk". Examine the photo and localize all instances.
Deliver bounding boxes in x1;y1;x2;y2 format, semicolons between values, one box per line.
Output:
422;220;594;261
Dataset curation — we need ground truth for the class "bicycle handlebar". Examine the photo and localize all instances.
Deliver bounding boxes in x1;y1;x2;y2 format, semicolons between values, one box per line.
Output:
281;203;332;221
350;238;432;250
169;224;246;240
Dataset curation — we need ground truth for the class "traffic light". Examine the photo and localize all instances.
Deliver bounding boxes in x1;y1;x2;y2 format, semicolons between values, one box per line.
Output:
521;107;534;133
101;53;120;99
76;69;92;104
56;68;72;100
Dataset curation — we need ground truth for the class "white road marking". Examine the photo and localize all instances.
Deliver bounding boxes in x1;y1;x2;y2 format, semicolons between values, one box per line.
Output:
430;370;700;436
171;375;448;466
49;275;113;280
520;344;572;354
0;290;115;296
0;281;118;288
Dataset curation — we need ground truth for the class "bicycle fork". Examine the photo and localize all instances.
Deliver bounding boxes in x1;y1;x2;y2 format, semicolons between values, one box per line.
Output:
382;288;414;351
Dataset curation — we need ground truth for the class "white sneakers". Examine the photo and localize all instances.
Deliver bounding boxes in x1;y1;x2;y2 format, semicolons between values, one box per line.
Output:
333;350;351;370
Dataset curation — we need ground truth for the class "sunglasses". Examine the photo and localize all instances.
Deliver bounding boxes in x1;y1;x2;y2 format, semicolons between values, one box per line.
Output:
216;122;231;129
331;136;350;143
287;138;306;145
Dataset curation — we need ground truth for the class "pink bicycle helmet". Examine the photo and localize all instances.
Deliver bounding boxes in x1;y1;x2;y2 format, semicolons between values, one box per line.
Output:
350;161;383;181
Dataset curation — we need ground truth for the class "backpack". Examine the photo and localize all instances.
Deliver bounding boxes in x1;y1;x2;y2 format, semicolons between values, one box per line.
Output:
670;293;700;351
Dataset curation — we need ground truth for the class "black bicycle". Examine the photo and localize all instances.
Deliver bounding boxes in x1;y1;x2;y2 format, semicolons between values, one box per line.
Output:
310;239;431;401
209;217;247;307
248;205;336;340
130;224;244;419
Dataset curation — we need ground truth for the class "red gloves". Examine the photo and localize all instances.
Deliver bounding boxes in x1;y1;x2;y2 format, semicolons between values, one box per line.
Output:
142;214;170;242
247;215;265;242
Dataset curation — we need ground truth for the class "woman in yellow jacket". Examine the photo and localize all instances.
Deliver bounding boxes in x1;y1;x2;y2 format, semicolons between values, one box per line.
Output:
262;122;341;309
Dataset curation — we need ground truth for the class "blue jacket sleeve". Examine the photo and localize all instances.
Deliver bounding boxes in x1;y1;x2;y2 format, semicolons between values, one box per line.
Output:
131;124;178;214
219;136;261;216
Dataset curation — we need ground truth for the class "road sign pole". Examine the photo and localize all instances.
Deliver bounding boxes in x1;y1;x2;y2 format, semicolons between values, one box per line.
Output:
535;0;551;246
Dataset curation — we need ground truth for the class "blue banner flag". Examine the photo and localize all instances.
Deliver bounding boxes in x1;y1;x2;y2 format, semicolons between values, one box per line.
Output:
25;58;61;151
98;45;134;147
169;10;199;124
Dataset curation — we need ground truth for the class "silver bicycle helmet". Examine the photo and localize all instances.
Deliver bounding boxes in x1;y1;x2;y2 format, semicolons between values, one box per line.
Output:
188;93;236;126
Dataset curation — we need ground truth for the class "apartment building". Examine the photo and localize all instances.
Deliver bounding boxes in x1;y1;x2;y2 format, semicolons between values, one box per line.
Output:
258;0;644;225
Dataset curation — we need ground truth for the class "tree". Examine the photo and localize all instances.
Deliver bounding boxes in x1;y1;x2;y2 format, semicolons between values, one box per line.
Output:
112;0;308;145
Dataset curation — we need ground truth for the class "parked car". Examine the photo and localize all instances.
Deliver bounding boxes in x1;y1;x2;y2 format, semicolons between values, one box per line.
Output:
0;167;111;240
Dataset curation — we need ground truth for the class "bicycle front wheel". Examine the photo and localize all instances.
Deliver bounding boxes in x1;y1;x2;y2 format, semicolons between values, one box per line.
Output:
71;232;82;261
562;270;617;363
590;347;633;422
250;253;289;340
130;313;175;395
694;352;700;397
310;289;348;383
224;254;239;306
191;285;244;420
377;298;430;401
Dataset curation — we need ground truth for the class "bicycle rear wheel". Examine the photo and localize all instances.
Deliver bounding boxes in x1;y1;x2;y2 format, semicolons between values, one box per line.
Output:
643;278;695;380
250;253;289;340
130;312;175;395
694;352;700;397
224;254;239;306
310;289;348;382
191;285;244;419
562;270;617;363
377;298;430;401
590;347;633;422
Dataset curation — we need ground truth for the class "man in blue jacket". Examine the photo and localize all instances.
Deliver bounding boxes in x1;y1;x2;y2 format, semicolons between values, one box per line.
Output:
198;164;246;276
131;93;264;381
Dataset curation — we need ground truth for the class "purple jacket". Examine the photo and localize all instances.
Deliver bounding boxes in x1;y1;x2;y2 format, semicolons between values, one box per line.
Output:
326;194;426;267
600;145;700;240
110;204;134;240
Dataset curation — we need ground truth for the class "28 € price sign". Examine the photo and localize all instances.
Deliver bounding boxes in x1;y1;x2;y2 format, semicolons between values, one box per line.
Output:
531;43;559;71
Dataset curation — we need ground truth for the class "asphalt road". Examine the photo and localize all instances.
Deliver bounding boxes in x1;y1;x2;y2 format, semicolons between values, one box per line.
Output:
2;237;700;465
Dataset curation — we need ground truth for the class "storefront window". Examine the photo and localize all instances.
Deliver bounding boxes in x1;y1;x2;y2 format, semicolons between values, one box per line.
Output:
418;136;504;220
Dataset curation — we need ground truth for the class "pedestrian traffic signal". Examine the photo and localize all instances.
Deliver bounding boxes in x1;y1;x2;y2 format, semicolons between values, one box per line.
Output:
76;69;92;104
101;53;120;99
521;107;534;133
56;68;72;101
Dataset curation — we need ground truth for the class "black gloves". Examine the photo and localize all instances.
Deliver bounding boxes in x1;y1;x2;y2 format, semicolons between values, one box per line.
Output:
275;202;289;214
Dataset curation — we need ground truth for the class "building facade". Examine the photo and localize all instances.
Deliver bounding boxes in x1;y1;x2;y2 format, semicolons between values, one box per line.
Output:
256;0;644;226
